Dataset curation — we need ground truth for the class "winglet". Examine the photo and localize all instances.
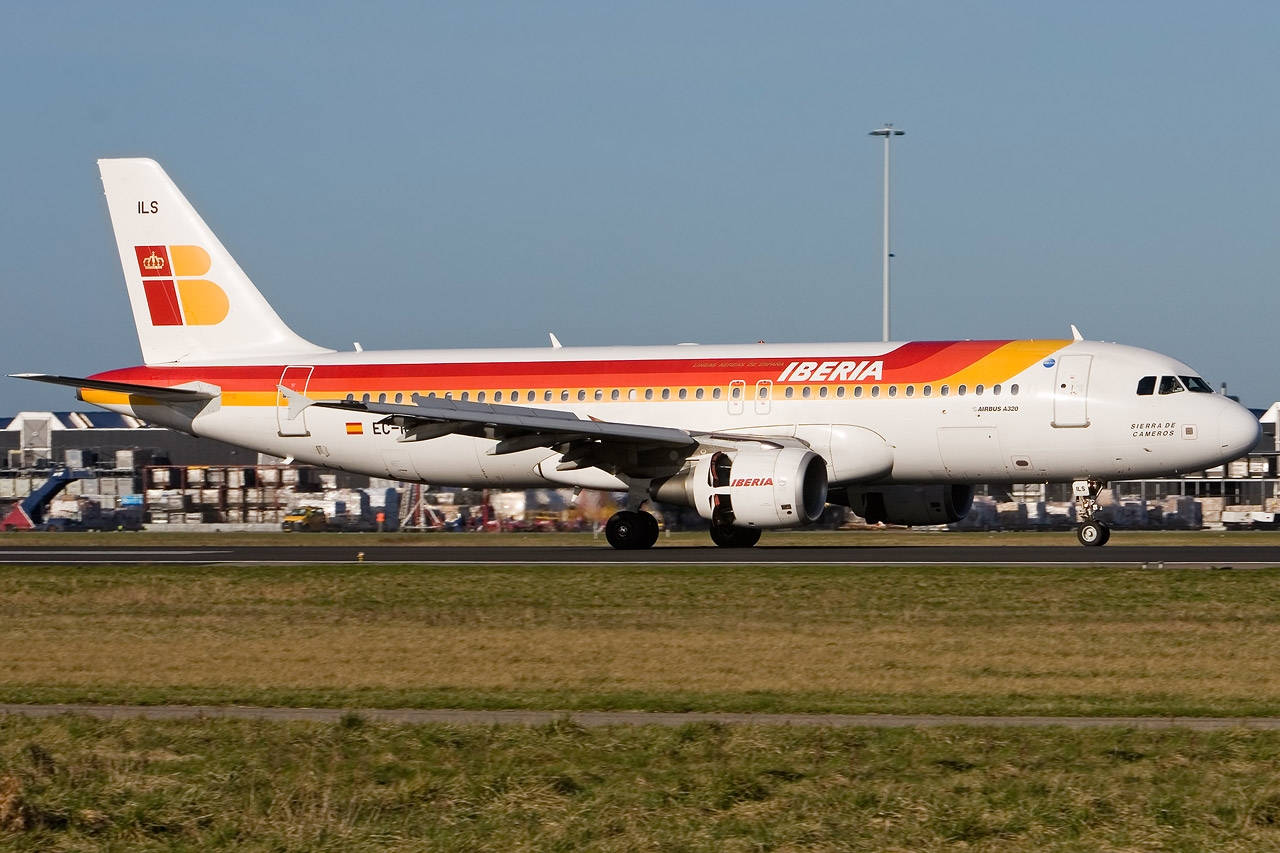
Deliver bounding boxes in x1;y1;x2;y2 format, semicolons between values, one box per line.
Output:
1070;324;1084;341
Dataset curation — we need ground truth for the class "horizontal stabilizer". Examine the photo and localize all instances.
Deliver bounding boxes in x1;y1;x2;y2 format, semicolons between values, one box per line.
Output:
10;373;216;401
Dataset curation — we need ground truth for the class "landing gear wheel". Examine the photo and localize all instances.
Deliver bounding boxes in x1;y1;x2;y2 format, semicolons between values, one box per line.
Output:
605;510;659;550
709;525;762;548
1076;521;1109;547
639;511;660;548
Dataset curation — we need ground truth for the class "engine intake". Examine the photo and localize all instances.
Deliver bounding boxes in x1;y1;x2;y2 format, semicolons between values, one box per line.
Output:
653;447;828;528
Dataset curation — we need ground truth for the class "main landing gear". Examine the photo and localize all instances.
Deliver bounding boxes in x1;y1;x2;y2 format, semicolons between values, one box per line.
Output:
709;524;761;548
605;510;660;550
1073;478;1111;547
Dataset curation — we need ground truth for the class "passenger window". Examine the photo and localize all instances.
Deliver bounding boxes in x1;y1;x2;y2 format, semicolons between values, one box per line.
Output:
1010;384;1019;396
957;385;966;396
730;386;740;399
1181;375;1214;393
560;390;569;402
853;386;862;398
477;391;486;402
712;388;721;400
802;387;811;399
1159;376;1185;395
904;385;914;397
645;388;654;400
527;391;535;402
819;386;828;398
871;386;880;398
378;392;387;403
888;386;898;398
1136;376;1156;396
940;385;949;397
662;388;671;400
922;385;931;397
695;388;704;400
678;388;687;400
544;390;552;402
361;393;371;403
577;390;586;401
992;384;1001;396
594;389;603;401
611;389;619;401
975;384;984;396
460;392;468;402
785;387;794;399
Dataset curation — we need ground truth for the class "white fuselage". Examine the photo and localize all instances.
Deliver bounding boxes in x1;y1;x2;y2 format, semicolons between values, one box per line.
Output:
88;338;1260;492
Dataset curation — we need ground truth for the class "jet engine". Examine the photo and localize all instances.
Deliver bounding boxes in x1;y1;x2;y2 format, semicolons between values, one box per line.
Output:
834;484;974;526
652;447;828;528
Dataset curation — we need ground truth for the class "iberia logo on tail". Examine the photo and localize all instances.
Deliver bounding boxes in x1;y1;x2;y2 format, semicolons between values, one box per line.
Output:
133;245;229;326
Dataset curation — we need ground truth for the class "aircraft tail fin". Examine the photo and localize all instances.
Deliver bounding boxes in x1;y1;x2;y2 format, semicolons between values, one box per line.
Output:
97;158;333;365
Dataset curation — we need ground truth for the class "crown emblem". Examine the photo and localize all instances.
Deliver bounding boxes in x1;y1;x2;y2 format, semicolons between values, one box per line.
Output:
142;250;165;271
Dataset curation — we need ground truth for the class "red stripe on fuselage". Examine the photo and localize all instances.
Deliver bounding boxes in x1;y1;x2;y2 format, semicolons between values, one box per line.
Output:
88;340;1017;393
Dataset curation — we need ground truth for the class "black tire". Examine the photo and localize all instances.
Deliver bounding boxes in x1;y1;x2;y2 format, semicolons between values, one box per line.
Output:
710;525;762;548
606;511;651;550
1076;521;1107;547
639;511;660;548
282;522;294;532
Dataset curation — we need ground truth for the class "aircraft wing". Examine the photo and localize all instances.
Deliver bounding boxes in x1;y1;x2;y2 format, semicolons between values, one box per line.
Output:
312;395;695;457
310;393;808;477
11;373;217;401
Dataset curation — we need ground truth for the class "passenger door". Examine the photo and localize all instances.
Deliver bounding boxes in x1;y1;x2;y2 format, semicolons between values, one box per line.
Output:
1051;355;1092;428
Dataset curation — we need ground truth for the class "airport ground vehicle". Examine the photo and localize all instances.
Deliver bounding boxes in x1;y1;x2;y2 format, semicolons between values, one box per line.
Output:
281;506;327;532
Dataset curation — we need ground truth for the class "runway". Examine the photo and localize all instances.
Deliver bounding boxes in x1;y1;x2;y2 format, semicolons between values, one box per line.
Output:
4;702;1280;730
1;543;1278;565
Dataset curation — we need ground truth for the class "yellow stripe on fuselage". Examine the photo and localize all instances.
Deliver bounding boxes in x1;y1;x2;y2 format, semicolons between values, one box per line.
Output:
935;340;1068;388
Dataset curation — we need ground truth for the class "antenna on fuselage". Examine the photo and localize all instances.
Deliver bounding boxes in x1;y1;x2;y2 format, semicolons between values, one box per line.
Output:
549;333;563;349
1070;324;1084;341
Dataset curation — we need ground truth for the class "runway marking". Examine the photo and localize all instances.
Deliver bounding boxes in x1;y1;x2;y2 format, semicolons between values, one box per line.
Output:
2;703;1279;730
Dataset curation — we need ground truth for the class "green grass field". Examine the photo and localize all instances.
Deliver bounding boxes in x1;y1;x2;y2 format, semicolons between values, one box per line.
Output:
8;554;1280;849
3;560;1280;717
5;715;1280;851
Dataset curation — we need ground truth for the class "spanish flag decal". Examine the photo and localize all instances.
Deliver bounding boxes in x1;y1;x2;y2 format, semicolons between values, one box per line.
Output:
345;422;363;435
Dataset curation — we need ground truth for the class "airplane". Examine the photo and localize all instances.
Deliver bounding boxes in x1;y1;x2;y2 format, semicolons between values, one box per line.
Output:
13;158;1261;549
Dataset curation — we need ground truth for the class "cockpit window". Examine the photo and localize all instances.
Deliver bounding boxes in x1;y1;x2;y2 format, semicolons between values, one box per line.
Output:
1136;376;1156;396
1158;375;1185;395
1180;375;1214;393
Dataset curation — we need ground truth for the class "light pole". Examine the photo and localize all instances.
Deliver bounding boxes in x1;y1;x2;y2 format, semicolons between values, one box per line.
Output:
869;124;904;342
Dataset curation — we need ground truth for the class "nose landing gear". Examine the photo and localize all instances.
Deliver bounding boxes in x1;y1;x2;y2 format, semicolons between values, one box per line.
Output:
1073;479;1110;546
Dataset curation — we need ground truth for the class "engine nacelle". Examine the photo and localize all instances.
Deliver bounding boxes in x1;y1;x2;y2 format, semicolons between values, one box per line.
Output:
836;484;974;526
652;447;828;528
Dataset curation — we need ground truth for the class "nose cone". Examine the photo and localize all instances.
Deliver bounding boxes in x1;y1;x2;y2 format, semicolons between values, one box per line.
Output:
1218;401;1261;460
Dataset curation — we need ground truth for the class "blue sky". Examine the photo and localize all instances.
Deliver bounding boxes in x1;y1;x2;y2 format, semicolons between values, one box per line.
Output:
3;1;1278;411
